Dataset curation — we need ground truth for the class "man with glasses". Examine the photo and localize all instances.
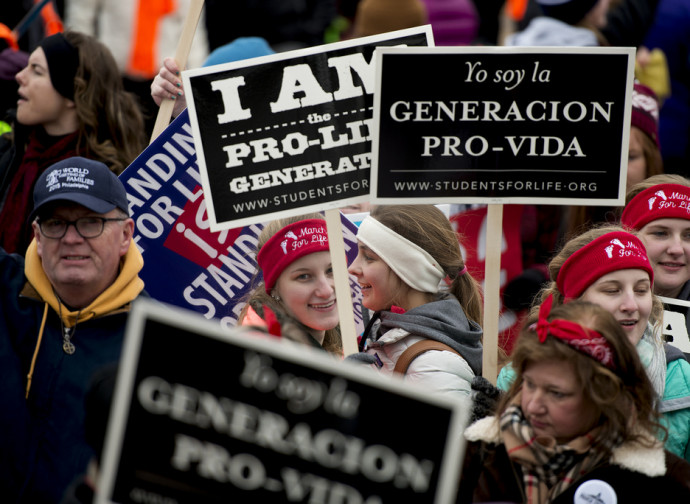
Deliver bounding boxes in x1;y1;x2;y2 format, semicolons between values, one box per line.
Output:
0;156;145;503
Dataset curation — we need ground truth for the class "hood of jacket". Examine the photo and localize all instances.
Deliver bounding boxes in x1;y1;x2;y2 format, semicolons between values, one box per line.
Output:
23;239;145;327
376;293;483;375
505;17;599;47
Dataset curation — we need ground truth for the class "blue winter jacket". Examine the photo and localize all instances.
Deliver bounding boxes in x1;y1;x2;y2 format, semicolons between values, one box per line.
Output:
0;242;145;503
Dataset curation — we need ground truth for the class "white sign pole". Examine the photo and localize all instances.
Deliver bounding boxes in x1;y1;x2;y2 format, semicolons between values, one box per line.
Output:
482;204;503;384
325;209;359;356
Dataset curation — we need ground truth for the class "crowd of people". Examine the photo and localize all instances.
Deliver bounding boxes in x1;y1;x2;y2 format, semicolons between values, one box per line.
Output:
0;0;689;503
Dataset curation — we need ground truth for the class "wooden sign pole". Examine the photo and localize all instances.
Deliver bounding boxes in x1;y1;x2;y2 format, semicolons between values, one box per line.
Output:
149;0;205;144
325;209;359;357
482;203;503;384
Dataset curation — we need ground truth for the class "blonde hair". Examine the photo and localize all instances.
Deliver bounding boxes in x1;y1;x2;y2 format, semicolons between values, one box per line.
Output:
239;212;342;355
625;173;690;205
533;224;663;331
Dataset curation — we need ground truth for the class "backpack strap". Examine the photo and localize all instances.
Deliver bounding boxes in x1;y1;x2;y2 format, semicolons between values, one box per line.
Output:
393;339;464;375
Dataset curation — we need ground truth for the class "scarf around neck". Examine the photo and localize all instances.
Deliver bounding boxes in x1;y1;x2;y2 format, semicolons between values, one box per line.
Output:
637;323;666;402
500;392;615;504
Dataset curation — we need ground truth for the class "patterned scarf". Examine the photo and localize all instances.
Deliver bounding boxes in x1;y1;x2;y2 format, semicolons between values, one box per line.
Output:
500;392;618;504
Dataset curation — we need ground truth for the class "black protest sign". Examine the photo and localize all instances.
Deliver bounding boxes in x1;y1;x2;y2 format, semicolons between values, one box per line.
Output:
660;296;690;358
183;27;432;231
97;300;467;504
372;47;635;205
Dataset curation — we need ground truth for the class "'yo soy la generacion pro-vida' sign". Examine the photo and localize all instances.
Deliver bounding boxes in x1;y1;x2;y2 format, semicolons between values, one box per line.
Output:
371;46;635;206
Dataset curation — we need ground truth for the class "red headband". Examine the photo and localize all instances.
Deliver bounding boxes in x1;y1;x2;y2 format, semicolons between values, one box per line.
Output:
533;294;616;370
621;184;690;231
557;231;653;300
257;219;329;293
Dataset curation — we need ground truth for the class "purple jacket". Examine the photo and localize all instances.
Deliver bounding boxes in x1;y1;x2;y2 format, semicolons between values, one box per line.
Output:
420;0;479;46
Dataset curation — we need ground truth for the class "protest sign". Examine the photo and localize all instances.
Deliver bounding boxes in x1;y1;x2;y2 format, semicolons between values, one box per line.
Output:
660;296;690;356
121;110;365;332
371;46;635;382
371;46;635;205
97;300;468;504
182;27;432;231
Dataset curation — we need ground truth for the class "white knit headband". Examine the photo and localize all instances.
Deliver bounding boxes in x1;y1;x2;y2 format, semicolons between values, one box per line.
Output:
357;216;445;293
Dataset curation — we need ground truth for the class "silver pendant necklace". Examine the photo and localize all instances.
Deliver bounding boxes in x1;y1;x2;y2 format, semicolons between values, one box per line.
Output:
63;326;76;355
57;297;80;355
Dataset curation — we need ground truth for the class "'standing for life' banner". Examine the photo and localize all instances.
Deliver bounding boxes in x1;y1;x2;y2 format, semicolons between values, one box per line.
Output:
371;46;635;205
97;300;468;504
120;110;364;332
182;26;433;231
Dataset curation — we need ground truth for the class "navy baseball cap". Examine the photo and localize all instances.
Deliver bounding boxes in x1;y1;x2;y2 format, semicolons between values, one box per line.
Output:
31;157;129;221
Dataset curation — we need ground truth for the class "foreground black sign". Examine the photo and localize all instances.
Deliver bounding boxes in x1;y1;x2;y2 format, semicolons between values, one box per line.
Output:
98;300;466;503
183;28;431;231
372;47;635;205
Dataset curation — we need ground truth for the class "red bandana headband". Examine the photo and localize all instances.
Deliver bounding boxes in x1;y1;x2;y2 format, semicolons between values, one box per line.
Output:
557;231;653;300
533;294;616;370
257;219;329;293
621;183;690;231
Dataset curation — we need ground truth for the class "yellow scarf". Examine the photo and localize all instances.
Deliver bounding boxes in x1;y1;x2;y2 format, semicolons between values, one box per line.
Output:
24;239;145;327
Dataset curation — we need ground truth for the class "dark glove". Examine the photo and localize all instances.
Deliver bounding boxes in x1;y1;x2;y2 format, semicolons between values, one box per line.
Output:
503;266;549;311
470;376;503;423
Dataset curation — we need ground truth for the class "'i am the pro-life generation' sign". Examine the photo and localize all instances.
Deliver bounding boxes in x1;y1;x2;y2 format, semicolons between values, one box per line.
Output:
182;27;432;231
371;46;636;205
120;110;365;331
97;300;468;504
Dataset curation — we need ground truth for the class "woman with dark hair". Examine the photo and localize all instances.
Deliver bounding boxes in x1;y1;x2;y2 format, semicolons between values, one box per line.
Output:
0;30;145;254
459;299;690;503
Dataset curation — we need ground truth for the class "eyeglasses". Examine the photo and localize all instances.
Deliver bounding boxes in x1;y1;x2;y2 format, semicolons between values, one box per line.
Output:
37;217;127;239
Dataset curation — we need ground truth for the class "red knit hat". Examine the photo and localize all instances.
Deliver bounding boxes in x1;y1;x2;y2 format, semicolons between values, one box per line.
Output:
621;183;690;231
257;219;329;293
631;82;660;148
557;231;653;300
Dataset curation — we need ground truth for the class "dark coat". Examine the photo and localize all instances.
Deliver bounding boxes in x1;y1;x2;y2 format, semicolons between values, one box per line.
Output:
0;247;146;503
457;416;690;503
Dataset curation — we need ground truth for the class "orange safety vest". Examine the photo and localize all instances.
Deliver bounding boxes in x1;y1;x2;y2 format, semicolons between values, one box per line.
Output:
38;0;63;36
126;0;176;79
506;0;529;21
0;23;18;50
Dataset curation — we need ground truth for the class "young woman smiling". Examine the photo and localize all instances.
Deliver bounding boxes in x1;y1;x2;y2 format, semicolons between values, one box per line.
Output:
497;225;690;461
622;175;690;302
347;205;483;399
238;213;341;355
